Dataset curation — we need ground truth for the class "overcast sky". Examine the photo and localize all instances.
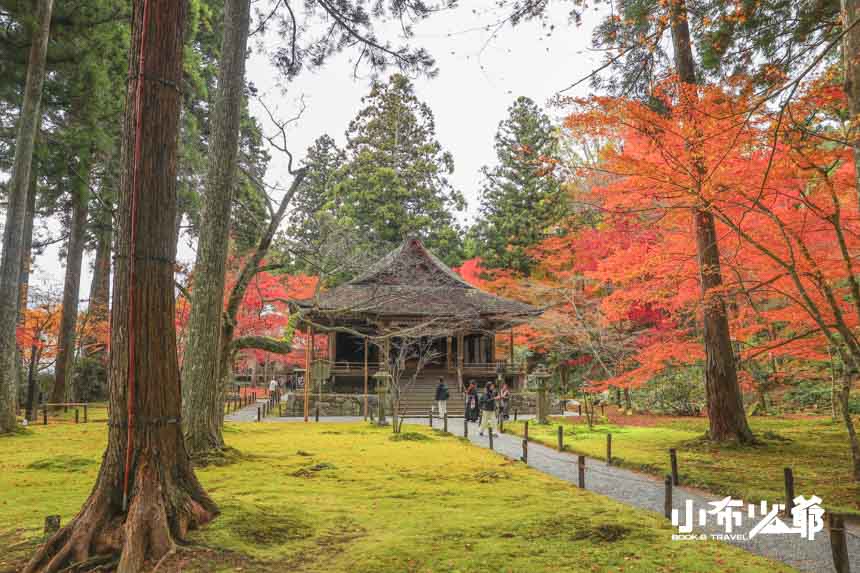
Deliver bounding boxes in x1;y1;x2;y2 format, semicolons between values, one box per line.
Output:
12;0;607;301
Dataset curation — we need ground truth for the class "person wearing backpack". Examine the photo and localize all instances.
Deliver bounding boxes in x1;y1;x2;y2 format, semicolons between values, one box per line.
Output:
435;377;450;418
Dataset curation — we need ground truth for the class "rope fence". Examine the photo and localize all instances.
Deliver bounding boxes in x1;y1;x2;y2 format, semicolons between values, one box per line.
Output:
435;418;856;573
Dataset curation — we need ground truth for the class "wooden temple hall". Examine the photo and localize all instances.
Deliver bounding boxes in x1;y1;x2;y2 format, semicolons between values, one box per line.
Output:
292;238;540;396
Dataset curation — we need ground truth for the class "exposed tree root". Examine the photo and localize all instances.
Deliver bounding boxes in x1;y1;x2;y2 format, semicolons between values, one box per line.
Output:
25;459;218;573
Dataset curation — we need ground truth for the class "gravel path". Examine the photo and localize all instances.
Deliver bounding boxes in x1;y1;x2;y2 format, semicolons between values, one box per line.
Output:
224;412;859;572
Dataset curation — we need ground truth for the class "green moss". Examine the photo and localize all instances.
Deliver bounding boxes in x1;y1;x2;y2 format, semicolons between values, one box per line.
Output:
25;455;96;472
0;421;796;572
388;431;431;442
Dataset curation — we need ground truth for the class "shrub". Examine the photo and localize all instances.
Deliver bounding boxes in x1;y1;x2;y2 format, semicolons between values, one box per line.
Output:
636;366;705;416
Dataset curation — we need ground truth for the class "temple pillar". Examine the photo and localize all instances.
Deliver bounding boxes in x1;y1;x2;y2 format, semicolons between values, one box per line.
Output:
446;336;452;370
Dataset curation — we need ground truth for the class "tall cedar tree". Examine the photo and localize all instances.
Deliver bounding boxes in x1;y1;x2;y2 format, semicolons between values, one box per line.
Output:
668;0;753;443
287;135;347;254
0;0;53;433
182;0;253;456
475;96;564;275
338;74;465;264
26;0;218;570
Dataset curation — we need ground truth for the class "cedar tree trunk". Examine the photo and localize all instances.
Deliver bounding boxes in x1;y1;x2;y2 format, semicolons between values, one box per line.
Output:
182;0;252;456
51;156;90;403
18;171;38;320
669;0;753;443
0;0;53;434
25;2;217;571
842;0;860;210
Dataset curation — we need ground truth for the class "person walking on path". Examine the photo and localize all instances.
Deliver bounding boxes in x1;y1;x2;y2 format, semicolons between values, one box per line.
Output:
499;381;511;420
479;382;500;436
269;377;279;402
435;378;449;417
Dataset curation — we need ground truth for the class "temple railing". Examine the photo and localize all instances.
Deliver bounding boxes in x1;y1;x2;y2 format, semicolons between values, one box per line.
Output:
328;360;526;375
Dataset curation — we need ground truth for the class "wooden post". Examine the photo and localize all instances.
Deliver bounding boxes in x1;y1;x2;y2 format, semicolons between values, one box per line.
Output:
601;403;605;417
524;420;529;441
429;408;433;427
304;324;313;422
256;406;261;422
664;475;673;519
577;455;585;488
513;408;518;421
315;405;320;422
606;433;612;464
784;467;795;514
521;439;528;463
42;406;47;425
488;428;494;450
83;404;88;423
463;419;468;438
670;449;679;485
557;425;564;451
444;413;448;433
363;336;369;420
828;514;850;573
578;403;582;416
74;409;79;424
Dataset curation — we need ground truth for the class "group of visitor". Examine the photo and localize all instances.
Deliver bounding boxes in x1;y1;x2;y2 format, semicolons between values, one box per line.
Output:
434;377;512;437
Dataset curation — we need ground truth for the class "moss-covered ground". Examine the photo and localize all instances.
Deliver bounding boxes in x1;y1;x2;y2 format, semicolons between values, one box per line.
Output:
503;415;860;517
0;421;796;572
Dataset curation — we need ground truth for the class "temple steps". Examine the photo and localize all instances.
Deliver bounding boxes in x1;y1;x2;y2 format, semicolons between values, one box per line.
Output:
395;375;467;417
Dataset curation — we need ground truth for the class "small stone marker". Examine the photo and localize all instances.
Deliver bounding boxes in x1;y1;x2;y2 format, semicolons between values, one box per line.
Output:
44;515;60;537
577;455;585;488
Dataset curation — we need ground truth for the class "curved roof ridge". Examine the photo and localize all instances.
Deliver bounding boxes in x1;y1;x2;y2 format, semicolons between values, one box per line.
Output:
348;237;474;288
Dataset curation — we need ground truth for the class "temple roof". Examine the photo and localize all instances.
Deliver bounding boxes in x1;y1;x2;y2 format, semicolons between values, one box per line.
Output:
293;238;539;321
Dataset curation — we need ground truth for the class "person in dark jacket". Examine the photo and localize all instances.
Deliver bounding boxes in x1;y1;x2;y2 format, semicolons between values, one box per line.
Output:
465;381;479;422
434;378;450;417
479;382;500;436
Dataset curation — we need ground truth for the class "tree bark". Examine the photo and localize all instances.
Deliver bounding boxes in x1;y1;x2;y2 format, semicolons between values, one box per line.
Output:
669;0;753;443
51;153;90;404
842;0;860;210
26;342;40;421
18;171;38;321
16;173;38;415
182;0;252;456
26;1;217;570
0;0;53;434
837;370;860;480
